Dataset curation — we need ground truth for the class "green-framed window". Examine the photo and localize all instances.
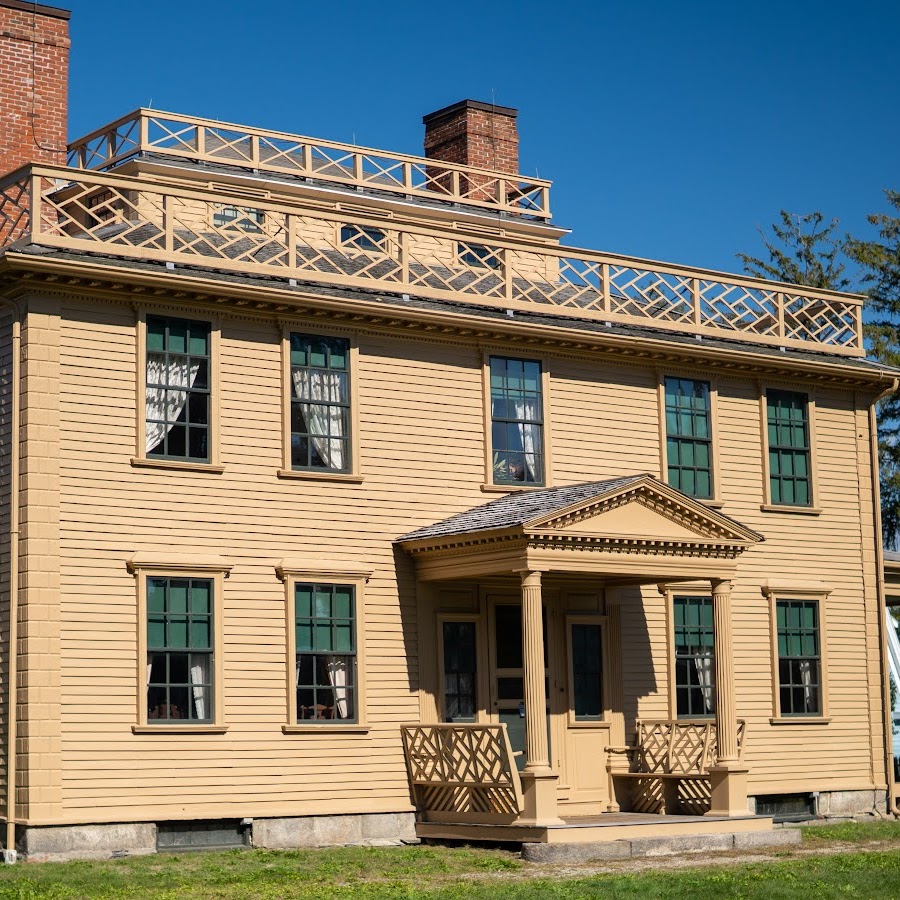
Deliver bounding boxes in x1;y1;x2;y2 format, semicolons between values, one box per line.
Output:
295;583;357;722
570;622;603;721
767;390;811;506
664;377;712;499
147;577;213;722
490;356;544;485
673;596;715;718
145;315;211;462
442;621;477;722
776;600;821;716
290;334;351;472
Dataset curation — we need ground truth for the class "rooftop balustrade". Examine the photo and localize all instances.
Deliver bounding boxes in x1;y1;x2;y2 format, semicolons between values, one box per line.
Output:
0;164;865;358
66;109;552;221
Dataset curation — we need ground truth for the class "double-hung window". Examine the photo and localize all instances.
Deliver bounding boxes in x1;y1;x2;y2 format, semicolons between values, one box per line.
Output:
145;316;211;462
776;599;822;717
294;583;358;722
146;577;214;723
766;390;811;506
673;595;715;718
664;377;712;499
490;356;544;485
290;335;351;472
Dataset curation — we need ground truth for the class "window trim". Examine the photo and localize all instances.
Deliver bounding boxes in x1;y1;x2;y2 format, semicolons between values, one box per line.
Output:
133;309;222;472
764;582;832;724
128;553;231;734
481;350;553;492
565;613;610;728
278;326;363;482
759;384;821;514
276;559;371;733
657;372;721;506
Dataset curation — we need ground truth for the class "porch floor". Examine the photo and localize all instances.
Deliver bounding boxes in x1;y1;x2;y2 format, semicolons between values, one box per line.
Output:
416;812;774;844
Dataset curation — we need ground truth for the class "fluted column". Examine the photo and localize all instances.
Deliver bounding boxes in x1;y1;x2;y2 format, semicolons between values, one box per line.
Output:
711;578;738;763
521;570;549;772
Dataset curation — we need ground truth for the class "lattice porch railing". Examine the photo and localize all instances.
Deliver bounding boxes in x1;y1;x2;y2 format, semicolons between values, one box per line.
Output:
401;723;523;821
66;109;552;220
0;165;865;357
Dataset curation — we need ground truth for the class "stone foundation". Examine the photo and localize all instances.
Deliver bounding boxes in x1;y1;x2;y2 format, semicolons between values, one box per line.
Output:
253;812;417;849
17;823;157;863
748;789;889;820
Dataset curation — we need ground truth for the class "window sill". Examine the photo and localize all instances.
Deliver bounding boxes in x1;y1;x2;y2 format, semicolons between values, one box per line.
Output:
700;499;725;509
132;724;229;734
282;724;369;734
481;483;548;493
131;458;225;474
760;504;822;516
769;716;831;726
277;469;364;483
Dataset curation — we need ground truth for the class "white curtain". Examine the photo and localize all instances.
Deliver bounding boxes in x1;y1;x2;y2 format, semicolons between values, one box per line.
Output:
146;355;199;453
798;659;815;712
326;656;351;719
513;396;539;481
190;662;207;721
292;369;345;469
694;650;714;715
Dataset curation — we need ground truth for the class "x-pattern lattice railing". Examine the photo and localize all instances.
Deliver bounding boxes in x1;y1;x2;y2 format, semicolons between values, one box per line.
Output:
401;724;523;818
632;719;746;774
0;165;865;357
66;109;552;220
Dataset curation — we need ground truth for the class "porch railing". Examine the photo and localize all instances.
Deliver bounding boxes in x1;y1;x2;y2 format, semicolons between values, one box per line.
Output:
66;109;552;220
401;723;523;820
0;165;865;358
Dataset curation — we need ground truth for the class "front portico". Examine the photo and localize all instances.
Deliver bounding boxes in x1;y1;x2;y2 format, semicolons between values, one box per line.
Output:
398;474;763;831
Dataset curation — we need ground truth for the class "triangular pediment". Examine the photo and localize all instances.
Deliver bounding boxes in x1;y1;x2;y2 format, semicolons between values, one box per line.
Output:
525;477;762;547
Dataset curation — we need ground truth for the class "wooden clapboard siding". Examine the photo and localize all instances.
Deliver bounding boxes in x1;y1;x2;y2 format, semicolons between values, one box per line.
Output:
0;312;12;819
6;285;874;825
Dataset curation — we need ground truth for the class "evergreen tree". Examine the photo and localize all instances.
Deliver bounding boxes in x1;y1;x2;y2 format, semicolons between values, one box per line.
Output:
848;190;900;546
737;210;850;290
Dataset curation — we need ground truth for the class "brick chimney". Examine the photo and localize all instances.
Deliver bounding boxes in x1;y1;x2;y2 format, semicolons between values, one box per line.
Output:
0;0;71;176
423;100;519;174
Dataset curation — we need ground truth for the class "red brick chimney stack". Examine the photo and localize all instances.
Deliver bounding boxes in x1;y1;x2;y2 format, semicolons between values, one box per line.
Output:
422;100;519;175
0;0;71;176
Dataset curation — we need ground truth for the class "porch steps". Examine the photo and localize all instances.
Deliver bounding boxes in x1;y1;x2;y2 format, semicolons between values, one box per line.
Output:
417;812;784;850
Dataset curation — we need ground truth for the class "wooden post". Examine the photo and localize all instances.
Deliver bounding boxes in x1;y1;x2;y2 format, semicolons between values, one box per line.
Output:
605;597;628;811
518;570;561;824
706;577;750;816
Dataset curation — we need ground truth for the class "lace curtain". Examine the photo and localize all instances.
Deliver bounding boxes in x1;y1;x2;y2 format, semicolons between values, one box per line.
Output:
292;369;346;469
513;396;540;482
146;355;199;453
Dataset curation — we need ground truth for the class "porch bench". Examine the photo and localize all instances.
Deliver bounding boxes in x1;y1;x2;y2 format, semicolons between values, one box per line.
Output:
610;719;746;815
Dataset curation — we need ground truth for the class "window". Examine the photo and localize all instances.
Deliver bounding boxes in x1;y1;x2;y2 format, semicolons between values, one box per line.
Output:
212;205;264;233
146;577;214;723
766;390;811;506
776;600;822;716
569;621;603;722
458;241;502;270
673;595;715;718
294;583;357;722
442;621;477;722
664;377;712;499
490;356;544;485
289;334;351;472
340;224;386;253
145;316;211;462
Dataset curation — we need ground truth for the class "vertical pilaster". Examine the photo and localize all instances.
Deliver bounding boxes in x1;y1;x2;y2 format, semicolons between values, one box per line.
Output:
605;598;627;812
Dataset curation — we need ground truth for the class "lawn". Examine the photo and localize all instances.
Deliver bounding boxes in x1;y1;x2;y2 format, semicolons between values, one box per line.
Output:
0;821;897;899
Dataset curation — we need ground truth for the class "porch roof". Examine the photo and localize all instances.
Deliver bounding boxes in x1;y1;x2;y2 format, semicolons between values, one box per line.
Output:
397;474;764;583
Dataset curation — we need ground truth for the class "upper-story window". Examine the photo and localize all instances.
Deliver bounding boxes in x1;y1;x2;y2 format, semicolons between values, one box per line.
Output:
490;356;544;485
146;316;211;462
458;242;502;270
212;205;264;233
340;224;386;254
767;390;811;506
290;334;351;472
664;377;712;499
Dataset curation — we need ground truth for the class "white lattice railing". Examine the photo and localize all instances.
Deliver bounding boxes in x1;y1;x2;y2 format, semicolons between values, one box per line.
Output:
0;164;865;357
66;109;552;220
401;723;523;819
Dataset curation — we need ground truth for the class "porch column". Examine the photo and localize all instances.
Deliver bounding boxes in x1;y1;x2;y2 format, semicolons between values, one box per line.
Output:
706;578;750;816
518;570;561;824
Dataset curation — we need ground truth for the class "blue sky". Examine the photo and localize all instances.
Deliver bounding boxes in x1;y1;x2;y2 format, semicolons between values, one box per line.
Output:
63;0;899;280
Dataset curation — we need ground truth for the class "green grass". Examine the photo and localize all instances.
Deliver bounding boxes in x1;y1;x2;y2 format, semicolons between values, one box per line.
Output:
0;827;898;900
